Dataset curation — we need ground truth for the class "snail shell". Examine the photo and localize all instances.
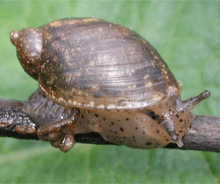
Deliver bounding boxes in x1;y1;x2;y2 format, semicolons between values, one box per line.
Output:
10;18;210;151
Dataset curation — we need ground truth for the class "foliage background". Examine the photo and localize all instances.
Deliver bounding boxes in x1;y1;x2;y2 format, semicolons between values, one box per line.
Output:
0;1;219;183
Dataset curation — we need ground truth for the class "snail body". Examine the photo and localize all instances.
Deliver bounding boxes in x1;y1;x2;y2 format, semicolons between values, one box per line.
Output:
10;18;210;152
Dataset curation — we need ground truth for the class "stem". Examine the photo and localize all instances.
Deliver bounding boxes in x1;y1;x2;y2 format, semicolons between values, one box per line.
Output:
0;99;219;152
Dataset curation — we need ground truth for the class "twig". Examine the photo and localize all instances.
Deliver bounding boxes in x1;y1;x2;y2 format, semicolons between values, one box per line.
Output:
0;99;219;152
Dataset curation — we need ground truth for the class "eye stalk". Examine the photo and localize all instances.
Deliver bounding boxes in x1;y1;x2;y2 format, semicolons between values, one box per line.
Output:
10;28;42;80
174;90;211;114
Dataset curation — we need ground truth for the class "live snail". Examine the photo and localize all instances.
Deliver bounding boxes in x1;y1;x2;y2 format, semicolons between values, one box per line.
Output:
9;18;210;152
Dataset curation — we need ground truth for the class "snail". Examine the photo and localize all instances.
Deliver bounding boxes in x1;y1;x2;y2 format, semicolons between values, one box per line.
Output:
9;18;210;152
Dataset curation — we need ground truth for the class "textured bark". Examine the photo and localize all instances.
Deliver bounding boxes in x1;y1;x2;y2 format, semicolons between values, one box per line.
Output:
0;99;219;152
165;116;220;152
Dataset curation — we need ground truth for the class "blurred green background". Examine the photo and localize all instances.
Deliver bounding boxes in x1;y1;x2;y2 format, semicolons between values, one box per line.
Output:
0;1;219;183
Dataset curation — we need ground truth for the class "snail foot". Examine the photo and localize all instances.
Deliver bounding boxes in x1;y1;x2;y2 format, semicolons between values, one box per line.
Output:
51;134;75;152
37;118;77;152
15;125;37;134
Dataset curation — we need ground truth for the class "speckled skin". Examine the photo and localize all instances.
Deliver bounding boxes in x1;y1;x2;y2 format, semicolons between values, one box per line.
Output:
22;89;209;152
10;18;210;152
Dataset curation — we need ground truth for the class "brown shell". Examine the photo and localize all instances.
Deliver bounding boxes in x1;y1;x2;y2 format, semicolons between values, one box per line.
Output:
39;18;181;110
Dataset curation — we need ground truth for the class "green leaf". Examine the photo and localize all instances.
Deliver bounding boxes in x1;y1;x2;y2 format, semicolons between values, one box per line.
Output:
0;1;219;183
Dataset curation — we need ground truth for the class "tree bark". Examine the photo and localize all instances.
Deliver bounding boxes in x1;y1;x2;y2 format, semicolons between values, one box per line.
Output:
0;99;219;152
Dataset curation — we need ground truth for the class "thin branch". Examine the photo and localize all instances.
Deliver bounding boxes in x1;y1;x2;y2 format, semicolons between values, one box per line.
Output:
0;99;219;152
